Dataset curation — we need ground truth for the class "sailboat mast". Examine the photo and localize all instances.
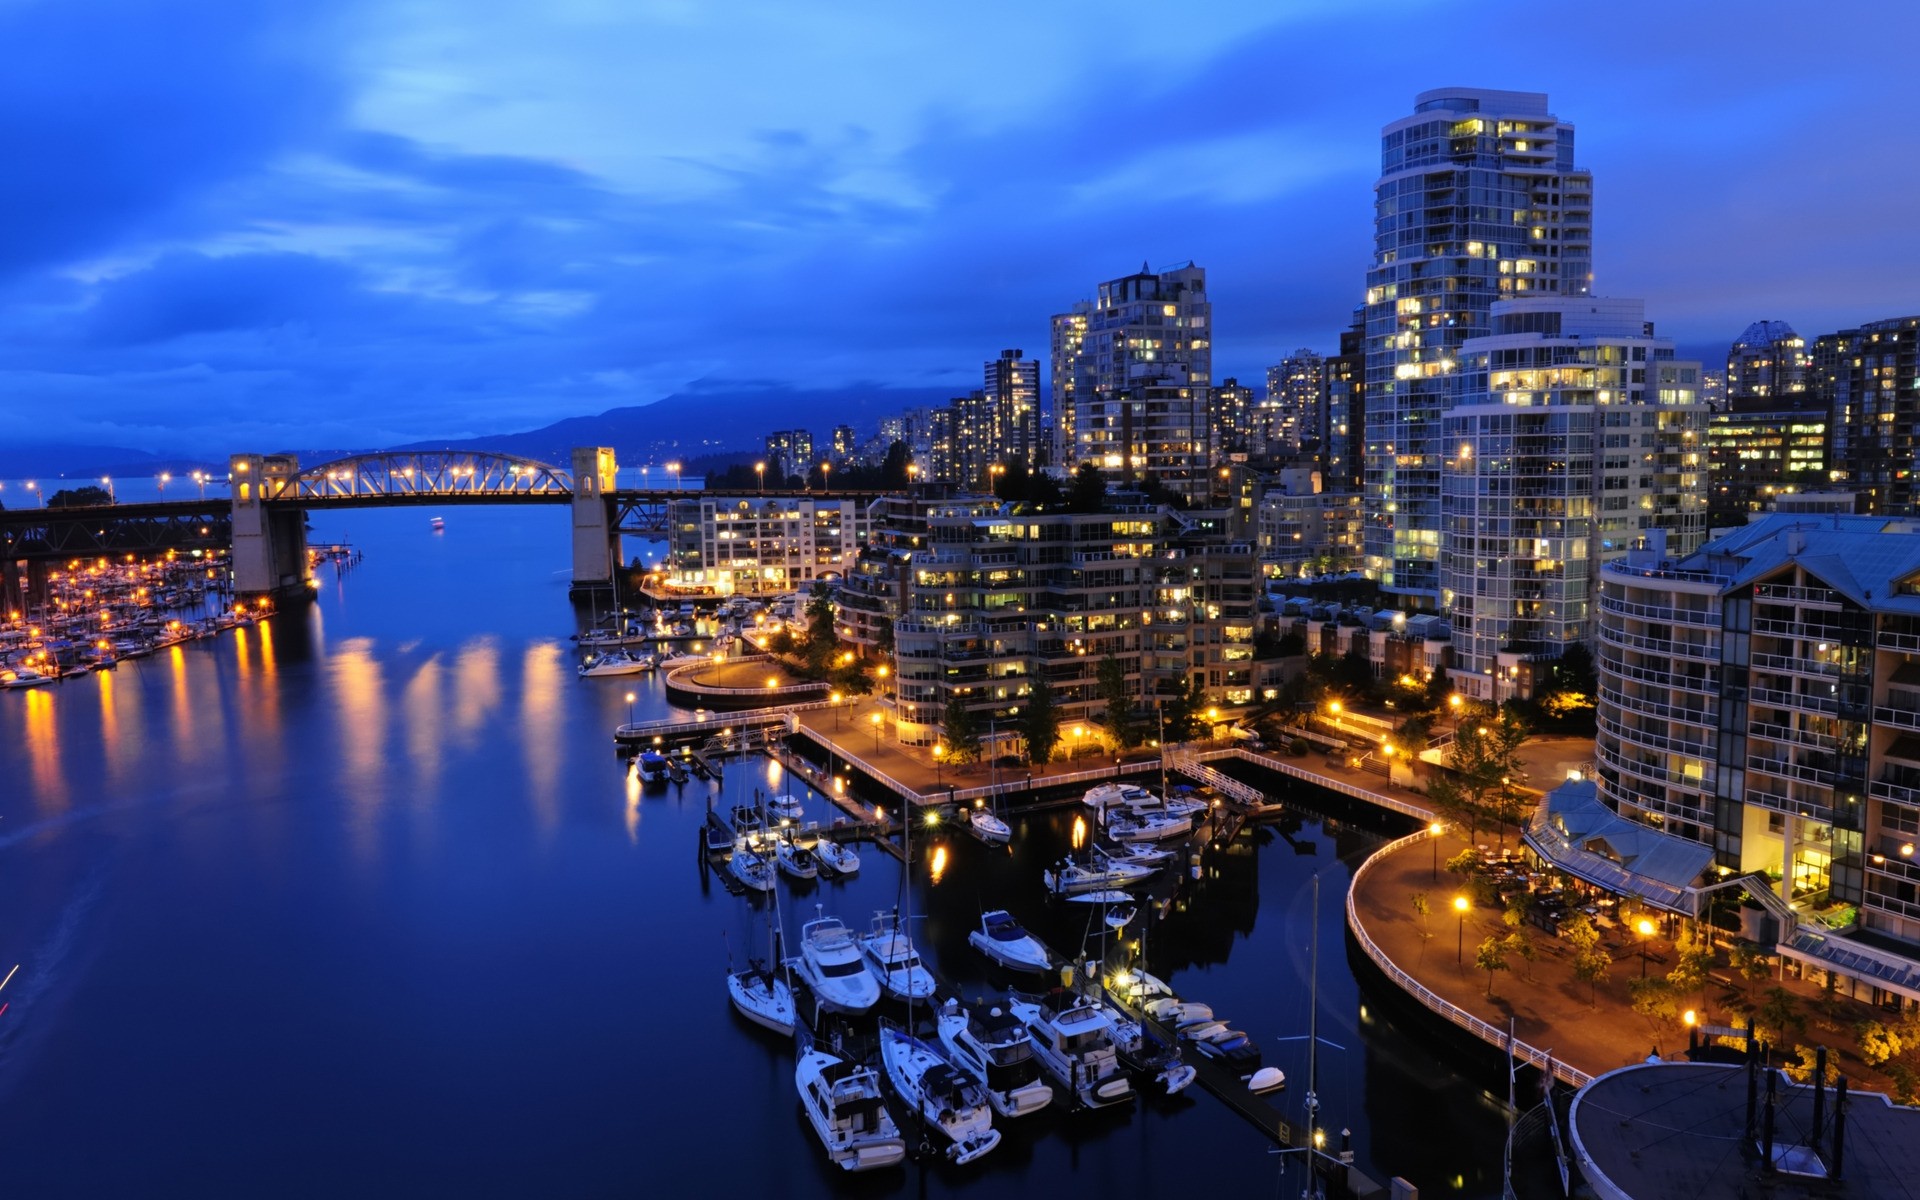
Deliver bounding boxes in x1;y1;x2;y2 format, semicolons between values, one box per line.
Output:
1307;872;1321;1167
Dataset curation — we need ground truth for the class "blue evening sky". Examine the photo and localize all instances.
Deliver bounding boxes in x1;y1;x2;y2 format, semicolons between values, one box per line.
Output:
0;0;1913;453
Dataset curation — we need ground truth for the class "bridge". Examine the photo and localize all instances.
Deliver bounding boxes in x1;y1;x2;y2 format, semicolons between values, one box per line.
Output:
0;447;888;602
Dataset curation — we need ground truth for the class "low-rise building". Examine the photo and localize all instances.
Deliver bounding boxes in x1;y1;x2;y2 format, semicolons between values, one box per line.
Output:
663;495;870;595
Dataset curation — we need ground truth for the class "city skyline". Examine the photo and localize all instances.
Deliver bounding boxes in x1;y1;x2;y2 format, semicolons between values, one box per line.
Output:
2;0;1917;454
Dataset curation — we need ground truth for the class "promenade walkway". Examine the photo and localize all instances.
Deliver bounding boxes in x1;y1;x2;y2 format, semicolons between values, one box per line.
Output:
1349;828;1910;1092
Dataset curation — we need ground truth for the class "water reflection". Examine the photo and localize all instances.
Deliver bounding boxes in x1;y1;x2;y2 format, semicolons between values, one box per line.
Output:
330;638;389;863
22;687;65;813
449;637;501;747
519;642;562;836
624;761;642;844
403;656;446;797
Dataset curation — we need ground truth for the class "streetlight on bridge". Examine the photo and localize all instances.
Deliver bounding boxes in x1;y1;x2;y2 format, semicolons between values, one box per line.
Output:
755;461;766;492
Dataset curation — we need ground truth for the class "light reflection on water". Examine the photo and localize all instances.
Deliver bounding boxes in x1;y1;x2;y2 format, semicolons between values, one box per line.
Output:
330;636;388;864
519;640;563;836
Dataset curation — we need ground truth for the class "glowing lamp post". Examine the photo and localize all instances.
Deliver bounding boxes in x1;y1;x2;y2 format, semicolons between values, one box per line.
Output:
755;461;765;492
870;711;883;755
624;692;636;728
1637;918;1656;978
830;691;843;728
1429;821;1444;881
933;743;946;787
1453;895;1470;965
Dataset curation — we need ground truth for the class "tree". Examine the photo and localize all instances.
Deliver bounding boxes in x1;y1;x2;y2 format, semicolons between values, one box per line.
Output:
1425;665;1451;709
880;440;912;489
991;459;1031;502
1731;942;1774;998
1573;944;1613;1009
1067;462;1107;513
875;617;895;654
1504;928;1539;983
1096;654;1141;749
1857;1020;1906;1067
48;485;112;508
1628;977;1680;1030
1159;675;1200;744
1020;676;1060;765
942;698;982;765
1561;911;1599;955
803;583;840;674
831;662;874;697
769;628;797;655
1476;935;1510;997
1429;773;1482;842
1755;985;1805;1047
1667;924;1715;1015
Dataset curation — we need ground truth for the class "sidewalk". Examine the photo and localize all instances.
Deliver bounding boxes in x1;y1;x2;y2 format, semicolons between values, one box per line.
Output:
1351;831;1907;1088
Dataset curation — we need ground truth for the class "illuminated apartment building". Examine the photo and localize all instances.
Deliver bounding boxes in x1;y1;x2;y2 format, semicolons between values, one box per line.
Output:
1262;350;1324;455
1209;377;1257;458
1817;315;1920;516
663;495;869;595
985;349;1043;469
1364;88;1593;605
763;430;815;484
1726;320;1809;399
1706;396;1828;523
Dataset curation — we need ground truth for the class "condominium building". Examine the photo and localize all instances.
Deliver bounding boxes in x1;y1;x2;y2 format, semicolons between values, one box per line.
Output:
1049;303;1090;466
1321;315;1366;493
985;349;1043;468
1595;514;1920;995
1726;320;1810;399
1364;88;1594;604
1263;350;1324;455
1705;395;1829;523
1209;377;1257;458
763;430;815;484
829;424;860;466
837;496;955;657
1441;297;1707;700
890;503;1255;745
1816;315;1920;516
1254;469;1364;578
1054;264;1211;476
662;495;870;595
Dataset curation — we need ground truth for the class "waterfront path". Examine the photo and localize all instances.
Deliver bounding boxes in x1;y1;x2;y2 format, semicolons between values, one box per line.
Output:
1349;829;1911;1091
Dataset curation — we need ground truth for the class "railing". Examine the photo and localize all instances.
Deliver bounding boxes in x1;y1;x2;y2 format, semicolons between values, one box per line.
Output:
1875;705;1920;731
1227;747;1433;820
1346;829;1592;1089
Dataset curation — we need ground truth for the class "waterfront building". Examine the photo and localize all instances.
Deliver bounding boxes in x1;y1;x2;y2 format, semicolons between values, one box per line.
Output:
985;349;1043;469
1321;315;1366;492
1441;297;1707;701
1364;88;1593;605
1726;319;1810;400
1595;513;1920;998
1209;377;1257;458
1254;469;1364;579
837;495;952;658
1815;315;1920;516
663;495;870;595
890;502;1254;745
763;429;815;485
1055;264;1211;476
1262;350;1324;457
1705;395;1829;524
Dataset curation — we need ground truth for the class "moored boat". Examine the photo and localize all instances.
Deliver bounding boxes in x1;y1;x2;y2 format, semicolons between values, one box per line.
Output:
858;910;935;1003
796;1032;906;1173
1009;990;1134;1109
775;834;819;880
727;846;776;893
935;999;1053;1119
792;912;880;1014
727;961;795;1036
878;1021;1001;1164
767;793;805;821
967;910;1050;973
813;837;859;876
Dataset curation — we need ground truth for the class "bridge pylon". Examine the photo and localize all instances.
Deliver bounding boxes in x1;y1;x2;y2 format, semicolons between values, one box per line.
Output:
569;447;620;600
231;453;312;602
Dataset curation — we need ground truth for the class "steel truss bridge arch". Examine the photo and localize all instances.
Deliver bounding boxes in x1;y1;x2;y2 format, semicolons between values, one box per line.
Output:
285;450;573;506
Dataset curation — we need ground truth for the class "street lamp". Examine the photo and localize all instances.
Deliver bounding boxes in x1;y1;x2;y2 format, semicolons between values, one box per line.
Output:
1430;821;1444;881
1637;918;1656;978
820;462;831;491
870;711;883;754
158;472;170;494
101;476;115;502
666;462;681;490
755;461;765;492
625;691;636;728
830;691;843;727
1454;895;1470;965
933;743;946;786
25;481;39;506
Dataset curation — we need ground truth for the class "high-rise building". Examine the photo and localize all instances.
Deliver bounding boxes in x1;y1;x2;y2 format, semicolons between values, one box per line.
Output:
830;425;859;466
1055;264;1211;481
1263;350;1324;455
1364;88;1594;604
764;430;814;484
1209;377;1257;458
1441;297;1706;701
1595;514;1920;992
1049;304;1090;466
985;350;1042;468
1705;395;1829;523
1322;314;1366;493
1726;320;1810;399
1816;315;1920;515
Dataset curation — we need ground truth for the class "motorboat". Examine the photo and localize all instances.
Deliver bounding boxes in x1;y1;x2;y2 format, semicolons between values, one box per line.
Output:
1101;841;1175;867
935;1000;1054;1118
0;667;53;690
430;516;446;532
1042;856;1154;897
1083;781;1206;822
1092;845;1163;878
967;910;1051;974
967;805;1011;844
727;846;776;893
727;960;795;1036
775;835;820;881
1178;1020;1263;1072
577;649;653;677
1009;991;1134;1109
813;838;859;876
796;1032;906;1173
1104;807;1193;843
878;1022;1001;1165
858;911;936;1003
703;810;736;857
1103;904;1137;930
637;750;670;786
1143;997;1215;1029
1247;1066;1287;1094
1108;966;1176;1005
792;913;880;1014
767;793;805;821
1064;889;1134;908
1096;994;1195;1095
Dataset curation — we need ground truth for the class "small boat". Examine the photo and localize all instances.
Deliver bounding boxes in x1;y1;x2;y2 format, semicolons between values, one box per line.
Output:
1097;994;1196;1095
1009;991;1134;1109
967;910;1050;973
1092;845;1163;878
796;1031;906;1173
637;750;670;786
1064;889;1135;907
728;846;776;893
578;649;653;677
879;1022;1001;1165
1104;904;1137;930
792;912;881;1014
1108;967;1176;1005
1247;1066;1287;1094
727;960;795;1036
1101;841;1175;867
813;838;859;877
967;804;1011;844
430;516;446;532
1143;997;1215;1028
858;910;936;1003
767;793;805;821
935;999;1054;1118
1083;782;1207;822
0;667;54;690
703;810;735;856
1179;1021;1263;1071
775;835;820;881
1104;807;1193;843
1042;856;1154;897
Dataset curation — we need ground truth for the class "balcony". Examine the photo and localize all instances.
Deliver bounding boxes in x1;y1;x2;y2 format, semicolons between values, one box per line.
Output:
1877;706;1920;732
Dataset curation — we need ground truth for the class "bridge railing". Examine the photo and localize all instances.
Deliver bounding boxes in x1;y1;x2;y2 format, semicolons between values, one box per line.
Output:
291;451;572;501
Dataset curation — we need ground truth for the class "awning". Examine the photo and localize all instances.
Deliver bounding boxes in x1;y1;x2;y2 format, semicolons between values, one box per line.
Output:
1523;780;1715;916
1781;928;1920;1005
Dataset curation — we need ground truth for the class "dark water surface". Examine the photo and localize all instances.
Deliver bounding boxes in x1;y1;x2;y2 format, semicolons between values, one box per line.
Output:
0;506;1508;1197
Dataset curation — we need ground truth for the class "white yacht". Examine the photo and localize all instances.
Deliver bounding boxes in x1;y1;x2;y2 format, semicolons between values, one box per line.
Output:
795;1032;906;1173
1042;856;1155;897
1097;993;1195;1095
767;793;805;821
1083;781;1206;821
1092;844;1164;879
1104;807;1193;843
878;1021;1001;1164
774;835;819;881
1108;966;1176;1005
967;805;1011;844
858;911;936;1003
813;838;860;876
1101;841;1175;867
0;666;53;690
726;961;795;1036
967;910;1051;973
577;649;654;677
792;913;880;1014
935;1000;1054;1118
1009;991;1134;1109
727;846;776;893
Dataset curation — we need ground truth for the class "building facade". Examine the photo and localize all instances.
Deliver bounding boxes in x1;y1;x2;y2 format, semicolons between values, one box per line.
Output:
1726;319;1810;400
663;495;870;595
763;430;815;485
1816;315;1920;516
985;349;1043;469
1440;297;1707;700
1705;396;1829;523
1209;377;1257;459
1055;264;1211;479
1364;88;1594;605
1255;468;1365;578
1263;350;1324;457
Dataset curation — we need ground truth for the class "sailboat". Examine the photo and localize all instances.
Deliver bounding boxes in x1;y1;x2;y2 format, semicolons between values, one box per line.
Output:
878;1020;1002;1163
967;798;1011;844
727;903;795;1035
796;1030;906;1172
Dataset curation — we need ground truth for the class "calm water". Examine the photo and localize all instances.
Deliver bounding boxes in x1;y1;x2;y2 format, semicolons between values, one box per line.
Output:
0;505;1509;1197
